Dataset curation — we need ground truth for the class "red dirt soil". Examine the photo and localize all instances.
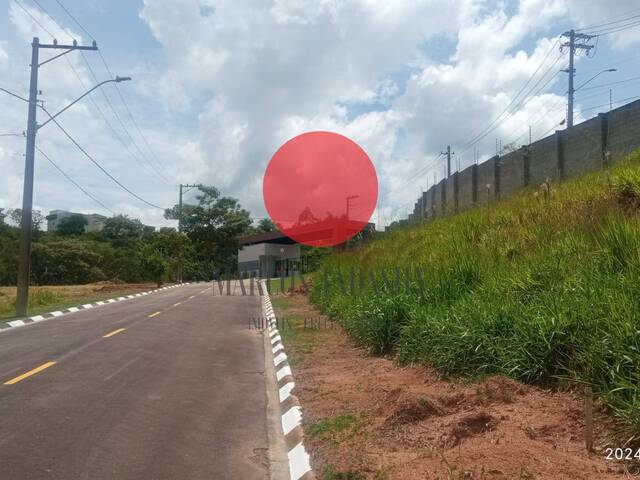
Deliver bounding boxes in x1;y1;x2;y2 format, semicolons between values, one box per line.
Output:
275;293;633;480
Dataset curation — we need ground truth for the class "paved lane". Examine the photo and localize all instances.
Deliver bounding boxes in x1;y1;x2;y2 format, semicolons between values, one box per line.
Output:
0;283;278;480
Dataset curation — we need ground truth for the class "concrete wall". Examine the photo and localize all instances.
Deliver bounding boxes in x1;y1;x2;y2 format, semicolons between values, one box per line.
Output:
609;101;640;162
528;132;559;186
457;166;475;211
391;99;640;231
498;150;525;199
563;115;603;178
433;182;444;218
445;174;457;215
476;157;497;205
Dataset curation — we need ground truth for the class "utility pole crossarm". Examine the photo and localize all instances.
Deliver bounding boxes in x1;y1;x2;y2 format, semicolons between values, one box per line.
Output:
561;29;595;129
15;36;122;318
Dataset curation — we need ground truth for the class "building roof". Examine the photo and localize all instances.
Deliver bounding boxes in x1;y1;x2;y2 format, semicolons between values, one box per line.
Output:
238;230;297;246
239;220;376;247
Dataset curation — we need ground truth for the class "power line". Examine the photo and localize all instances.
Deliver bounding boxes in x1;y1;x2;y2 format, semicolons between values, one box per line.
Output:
585;19;640;36
79;52;172;185
39;106;165;210
581;94;640;113
576;8;640;32
458;37;561;149
385;153;444;198
459;62;566;159
35;145;115;214
0;86;30;103
52;0;94;41
65;56;169;183
44;0;173;184
97;50;172;179
13;0;55;38
579;74;640;92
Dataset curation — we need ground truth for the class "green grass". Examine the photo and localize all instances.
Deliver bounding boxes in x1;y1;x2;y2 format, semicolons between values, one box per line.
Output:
321;468;366;480
265;274;311;295
269;299;319;366
310;150;640;443
307;414;359;438
0;285;155;321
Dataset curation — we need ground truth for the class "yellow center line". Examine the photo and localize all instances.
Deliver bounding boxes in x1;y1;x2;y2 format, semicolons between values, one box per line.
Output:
103;328;126;338
4;361;56;385
148;311;161;318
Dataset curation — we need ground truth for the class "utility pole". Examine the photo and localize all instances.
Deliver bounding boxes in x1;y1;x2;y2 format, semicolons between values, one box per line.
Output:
178;184;200;232
561;30;594;128
176;184;200;283
16;37;98;318
441;145;453;178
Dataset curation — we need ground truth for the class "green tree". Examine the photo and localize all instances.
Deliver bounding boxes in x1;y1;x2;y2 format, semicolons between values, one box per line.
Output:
164;186;252;274
256;218;277;233
31;239;105;285
8;208;44;230
57;214;88;236
100;215;144;247
139;244;168;287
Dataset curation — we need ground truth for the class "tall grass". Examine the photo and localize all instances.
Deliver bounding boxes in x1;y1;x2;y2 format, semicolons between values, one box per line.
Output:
310;150;640;442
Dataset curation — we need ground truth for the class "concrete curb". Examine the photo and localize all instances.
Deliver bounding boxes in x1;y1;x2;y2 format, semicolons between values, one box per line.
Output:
262;291;315;480
0;283;192;333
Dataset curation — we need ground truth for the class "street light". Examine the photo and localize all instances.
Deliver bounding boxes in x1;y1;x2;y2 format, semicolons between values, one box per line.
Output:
38;77;131;130
14;51;131;317
574;68;617;92
567;68;616;129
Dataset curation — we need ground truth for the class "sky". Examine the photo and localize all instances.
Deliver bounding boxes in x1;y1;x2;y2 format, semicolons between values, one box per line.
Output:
1;0;640;230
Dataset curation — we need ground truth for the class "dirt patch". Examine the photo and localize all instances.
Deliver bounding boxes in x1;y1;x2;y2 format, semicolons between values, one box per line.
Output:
384;395;446;428
442;412;498;448
275;292;630;480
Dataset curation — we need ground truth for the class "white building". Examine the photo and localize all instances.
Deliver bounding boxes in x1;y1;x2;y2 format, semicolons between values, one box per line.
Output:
238;231;301;278
46;210;108;233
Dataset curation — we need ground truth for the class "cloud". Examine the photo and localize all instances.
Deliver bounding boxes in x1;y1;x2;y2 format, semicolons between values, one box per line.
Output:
3;0;640;229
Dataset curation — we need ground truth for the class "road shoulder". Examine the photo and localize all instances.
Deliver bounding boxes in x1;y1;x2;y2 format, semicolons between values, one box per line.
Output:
273;292;629;480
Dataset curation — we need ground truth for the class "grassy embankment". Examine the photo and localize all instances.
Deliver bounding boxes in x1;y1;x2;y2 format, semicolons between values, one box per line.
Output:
0;283;157;321
310;150;640;442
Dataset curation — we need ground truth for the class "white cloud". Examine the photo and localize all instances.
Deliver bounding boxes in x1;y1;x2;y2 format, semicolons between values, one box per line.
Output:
3;0;640;229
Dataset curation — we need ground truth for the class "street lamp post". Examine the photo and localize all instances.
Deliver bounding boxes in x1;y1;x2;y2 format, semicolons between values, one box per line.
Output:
568;68;617;128
15;36;131;317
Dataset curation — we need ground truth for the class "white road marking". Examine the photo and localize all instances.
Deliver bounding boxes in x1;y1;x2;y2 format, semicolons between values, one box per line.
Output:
279;382;294;402
281;406;302;436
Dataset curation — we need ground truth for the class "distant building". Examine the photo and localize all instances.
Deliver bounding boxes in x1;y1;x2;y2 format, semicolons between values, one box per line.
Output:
238;231;301;278
46;210;108;233
237;221;377;278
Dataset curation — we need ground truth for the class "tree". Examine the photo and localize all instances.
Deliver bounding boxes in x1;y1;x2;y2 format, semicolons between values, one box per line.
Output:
8;208;44;230
256;218;277;233
31;239;105;285
139;244;168;287
57;214;88;236
164;185;253;274
100;215;145;247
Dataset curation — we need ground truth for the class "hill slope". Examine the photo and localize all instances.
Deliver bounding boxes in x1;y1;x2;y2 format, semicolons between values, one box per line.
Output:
311;150;640;442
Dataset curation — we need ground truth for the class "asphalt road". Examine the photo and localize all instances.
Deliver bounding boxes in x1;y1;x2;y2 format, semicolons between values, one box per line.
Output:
0;283;280;480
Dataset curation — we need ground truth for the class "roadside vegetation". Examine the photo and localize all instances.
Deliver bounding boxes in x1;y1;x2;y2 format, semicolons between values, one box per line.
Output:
310;149;640;443
0;283;156;320
0;186;276;288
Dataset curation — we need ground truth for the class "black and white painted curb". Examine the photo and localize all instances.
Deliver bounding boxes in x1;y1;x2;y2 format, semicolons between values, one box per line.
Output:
0;283;192;333
263;292;314;480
